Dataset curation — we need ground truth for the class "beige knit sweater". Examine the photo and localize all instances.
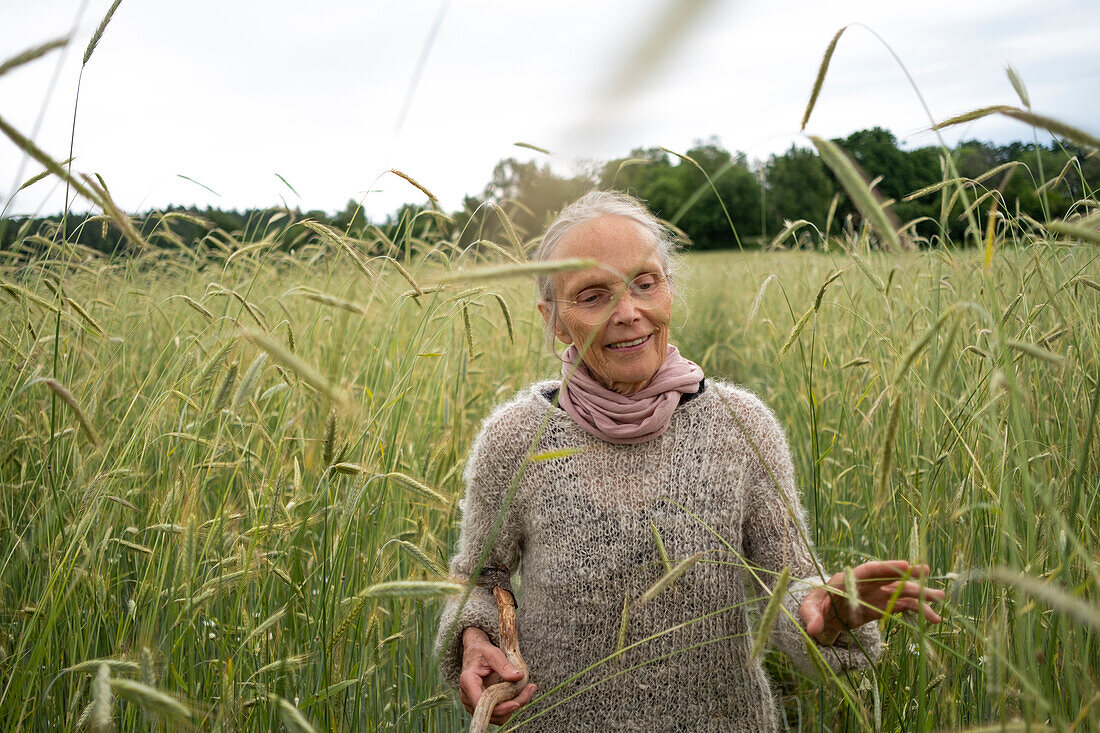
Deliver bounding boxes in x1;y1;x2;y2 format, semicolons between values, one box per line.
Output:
436;380;880;731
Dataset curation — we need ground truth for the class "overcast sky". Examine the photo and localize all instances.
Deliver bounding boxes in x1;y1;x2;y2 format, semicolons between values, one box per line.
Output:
3;0;1098;221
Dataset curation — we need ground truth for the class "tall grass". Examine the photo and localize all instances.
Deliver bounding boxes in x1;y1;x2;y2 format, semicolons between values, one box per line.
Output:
681;238;1099;731
1;187;1097;729
1;17;1099;731
0;215;558;730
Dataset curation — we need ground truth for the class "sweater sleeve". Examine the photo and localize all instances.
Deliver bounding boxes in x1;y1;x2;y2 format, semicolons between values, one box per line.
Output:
735;389;881;674
434;401;531;689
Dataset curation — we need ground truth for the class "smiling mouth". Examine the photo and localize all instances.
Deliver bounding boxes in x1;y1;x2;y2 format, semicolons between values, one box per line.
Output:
607;335;650;350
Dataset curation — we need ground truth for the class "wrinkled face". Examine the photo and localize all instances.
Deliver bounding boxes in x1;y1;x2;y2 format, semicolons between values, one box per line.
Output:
538;216;673;394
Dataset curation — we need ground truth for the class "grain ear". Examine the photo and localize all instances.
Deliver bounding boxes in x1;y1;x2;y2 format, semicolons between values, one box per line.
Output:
84;0;124;66
802;26;849;131
0;37;68;78
750;566;791;661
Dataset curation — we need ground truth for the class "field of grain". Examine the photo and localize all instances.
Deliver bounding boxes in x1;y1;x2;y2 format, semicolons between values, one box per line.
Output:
0;198;1097;731
3;1;1100;728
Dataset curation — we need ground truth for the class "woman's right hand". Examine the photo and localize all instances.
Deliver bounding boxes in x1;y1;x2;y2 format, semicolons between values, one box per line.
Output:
459;627;537;726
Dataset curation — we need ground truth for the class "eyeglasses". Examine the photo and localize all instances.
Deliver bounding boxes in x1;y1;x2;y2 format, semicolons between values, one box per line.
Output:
547;273;670;324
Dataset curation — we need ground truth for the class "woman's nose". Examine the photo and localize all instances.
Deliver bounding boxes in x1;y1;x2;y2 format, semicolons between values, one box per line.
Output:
609;289;642;323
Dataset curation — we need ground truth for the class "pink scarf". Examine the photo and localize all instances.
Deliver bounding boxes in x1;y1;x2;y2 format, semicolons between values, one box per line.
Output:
559;344;704;444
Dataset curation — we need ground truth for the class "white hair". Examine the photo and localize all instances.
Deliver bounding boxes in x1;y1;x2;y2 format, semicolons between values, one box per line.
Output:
535;190;681;304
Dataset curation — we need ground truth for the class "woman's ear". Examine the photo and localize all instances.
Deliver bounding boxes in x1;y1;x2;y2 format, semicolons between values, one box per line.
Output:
537;301;571;345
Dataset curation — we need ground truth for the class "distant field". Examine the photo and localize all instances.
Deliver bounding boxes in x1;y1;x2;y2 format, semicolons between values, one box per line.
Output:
0;224;1097;730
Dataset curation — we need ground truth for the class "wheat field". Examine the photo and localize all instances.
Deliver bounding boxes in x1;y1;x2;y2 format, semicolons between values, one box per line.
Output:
2;11;1100;726
0;192;1098;731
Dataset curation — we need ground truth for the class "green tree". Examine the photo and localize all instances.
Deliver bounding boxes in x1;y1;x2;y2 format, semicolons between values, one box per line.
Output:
599;148;685;221
833;128;941;240
765;145;835;235
600;140;762;250
675;141;762;250
333;199;368;236
482;158;592;239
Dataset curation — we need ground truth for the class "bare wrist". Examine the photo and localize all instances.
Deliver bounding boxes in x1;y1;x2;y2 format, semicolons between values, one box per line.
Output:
462;626;490;648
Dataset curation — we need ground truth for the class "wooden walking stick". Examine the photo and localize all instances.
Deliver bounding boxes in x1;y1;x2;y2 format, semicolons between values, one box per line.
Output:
469;562;528;733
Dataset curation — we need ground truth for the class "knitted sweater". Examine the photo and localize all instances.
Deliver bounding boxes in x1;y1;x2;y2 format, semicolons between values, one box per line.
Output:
435;380;880;731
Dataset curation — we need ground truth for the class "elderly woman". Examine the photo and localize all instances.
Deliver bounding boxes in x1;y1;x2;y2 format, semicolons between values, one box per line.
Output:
435;191;944;731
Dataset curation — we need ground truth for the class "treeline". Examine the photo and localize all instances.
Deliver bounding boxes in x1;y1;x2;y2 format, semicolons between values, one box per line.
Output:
456;128;1097;250
3;127;1096;255
0;205;357;256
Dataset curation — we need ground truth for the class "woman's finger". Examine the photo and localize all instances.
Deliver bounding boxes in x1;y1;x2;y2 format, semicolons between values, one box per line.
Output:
920;602;943;624
869;582;945;618
799;588;827;636
481;643;522;681
491;703;516;725
458;669;484;711
852;560;913;582
856;562;938;590
878;596;944;625
488;683;537;725
889;580;946;601
511;683;536;707
889;597;920;613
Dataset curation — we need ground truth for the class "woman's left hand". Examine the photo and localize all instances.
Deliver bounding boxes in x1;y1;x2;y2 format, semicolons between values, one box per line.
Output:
799;560;947;645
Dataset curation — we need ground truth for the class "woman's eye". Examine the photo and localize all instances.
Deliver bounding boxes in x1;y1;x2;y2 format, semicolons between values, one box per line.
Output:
577;291;608;306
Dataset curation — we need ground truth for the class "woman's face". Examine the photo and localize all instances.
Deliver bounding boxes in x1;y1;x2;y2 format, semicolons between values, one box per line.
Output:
538;215;673;394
